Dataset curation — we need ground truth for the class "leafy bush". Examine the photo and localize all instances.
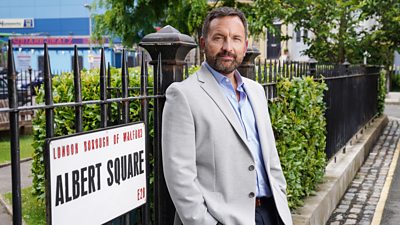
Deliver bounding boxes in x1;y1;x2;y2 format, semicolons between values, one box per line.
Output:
269;76;328;209
31;67;153;201
377;70;386;115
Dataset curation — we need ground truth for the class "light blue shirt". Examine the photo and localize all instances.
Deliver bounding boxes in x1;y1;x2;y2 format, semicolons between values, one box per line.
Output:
205;63;272;197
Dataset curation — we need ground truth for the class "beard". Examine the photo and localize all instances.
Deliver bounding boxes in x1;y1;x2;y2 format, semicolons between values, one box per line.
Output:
205;49;244;75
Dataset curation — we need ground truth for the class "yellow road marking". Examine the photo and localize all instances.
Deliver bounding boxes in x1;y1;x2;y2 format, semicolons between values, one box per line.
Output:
371;140;400;225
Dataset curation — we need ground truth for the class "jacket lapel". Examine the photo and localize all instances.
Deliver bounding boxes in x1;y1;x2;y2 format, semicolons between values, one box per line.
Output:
196;64;249;146
244;81;271;161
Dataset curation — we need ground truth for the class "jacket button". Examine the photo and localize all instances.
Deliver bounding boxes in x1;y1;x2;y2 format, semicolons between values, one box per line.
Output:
248;165;255;171
249;192;255;198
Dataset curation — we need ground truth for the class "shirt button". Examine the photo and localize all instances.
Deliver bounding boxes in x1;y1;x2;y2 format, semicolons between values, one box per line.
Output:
249;192;255;198
248;165;255;171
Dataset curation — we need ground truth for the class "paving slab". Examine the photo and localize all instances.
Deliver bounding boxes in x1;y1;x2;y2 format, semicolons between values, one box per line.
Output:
0;198;12;225
0;160;32;194
0;160;32;225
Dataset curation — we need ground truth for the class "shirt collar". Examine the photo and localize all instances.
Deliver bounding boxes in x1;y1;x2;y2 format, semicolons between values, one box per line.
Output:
204;62;244;90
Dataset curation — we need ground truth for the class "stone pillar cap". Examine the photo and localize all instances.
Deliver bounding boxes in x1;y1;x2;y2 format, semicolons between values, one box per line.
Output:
246;46;261;54
139;25;197;47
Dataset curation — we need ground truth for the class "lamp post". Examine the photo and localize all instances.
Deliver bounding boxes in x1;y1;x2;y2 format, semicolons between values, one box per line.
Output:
84;3;93;68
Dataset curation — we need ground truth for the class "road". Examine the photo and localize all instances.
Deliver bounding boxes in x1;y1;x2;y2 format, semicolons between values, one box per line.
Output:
385;104;400;119
380;100;400;225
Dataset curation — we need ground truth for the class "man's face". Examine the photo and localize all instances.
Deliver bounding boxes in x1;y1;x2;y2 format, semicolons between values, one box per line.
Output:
201;16;248;75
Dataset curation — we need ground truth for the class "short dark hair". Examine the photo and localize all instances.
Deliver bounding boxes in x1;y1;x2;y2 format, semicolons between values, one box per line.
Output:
202;7;248;39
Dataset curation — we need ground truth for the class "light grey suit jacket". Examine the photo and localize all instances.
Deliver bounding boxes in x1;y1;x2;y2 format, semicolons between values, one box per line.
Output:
162;64;293;225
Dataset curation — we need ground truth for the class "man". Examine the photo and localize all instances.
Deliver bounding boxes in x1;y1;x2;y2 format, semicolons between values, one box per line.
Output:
162;7;292;225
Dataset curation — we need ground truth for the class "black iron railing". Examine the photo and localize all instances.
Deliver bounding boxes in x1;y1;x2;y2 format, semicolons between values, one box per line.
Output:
2;42;162;225
245;55;380;159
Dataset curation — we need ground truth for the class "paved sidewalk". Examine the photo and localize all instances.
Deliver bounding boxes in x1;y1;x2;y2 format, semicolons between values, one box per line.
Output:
385;92;400;105
0;160;33;194
0;160;33;225
0;203;12;225
326;119;400;225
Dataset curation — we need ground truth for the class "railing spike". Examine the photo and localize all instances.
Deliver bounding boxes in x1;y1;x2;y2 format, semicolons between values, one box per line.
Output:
100;47;107;128
121;49;129;123
140;51;146;77
157;53;163;94
107;62;112;126
73;45;83;132
7;39;23;225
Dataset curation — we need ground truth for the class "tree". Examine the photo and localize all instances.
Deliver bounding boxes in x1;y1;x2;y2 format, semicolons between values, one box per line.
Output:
92;0;169;46
92;0;219;47
264;0;363;63
251;0;400;65
93;0;399;66
92;0;276;63
359;0;400;68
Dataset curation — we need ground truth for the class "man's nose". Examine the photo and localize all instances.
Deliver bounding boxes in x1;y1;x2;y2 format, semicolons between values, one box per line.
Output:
222;38;233;52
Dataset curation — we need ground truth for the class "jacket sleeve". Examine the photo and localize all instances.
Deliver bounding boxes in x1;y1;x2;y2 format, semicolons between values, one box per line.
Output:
162;83;218;225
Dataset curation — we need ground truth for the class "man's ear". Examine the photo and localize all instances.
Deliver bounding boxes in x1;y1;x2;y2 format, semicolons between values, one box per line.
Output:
200;36;206;49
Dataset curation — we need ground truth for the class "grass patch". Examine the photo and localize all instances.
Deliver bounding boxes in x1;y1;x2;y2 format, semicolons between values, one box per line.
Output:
0;135;34;164
3;186;46;225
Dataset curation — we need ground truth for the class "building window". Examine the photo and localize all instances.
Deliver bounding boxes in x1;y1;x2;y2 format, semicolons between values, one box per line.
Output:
296;29;301;42
303;30;308;39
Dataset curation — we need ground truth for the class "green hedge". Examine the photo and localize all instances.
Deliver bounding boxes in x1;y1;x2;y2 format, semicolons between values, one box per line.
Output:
378;70;387;115
31;67;153;201
269;76;328;209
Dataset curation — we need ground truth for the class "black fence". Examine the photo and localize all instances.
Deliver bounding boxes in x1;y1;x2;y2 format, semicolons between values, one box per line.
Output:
2;25;200;225
242;52;380;159
1;26;381;225
2;44;169;225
